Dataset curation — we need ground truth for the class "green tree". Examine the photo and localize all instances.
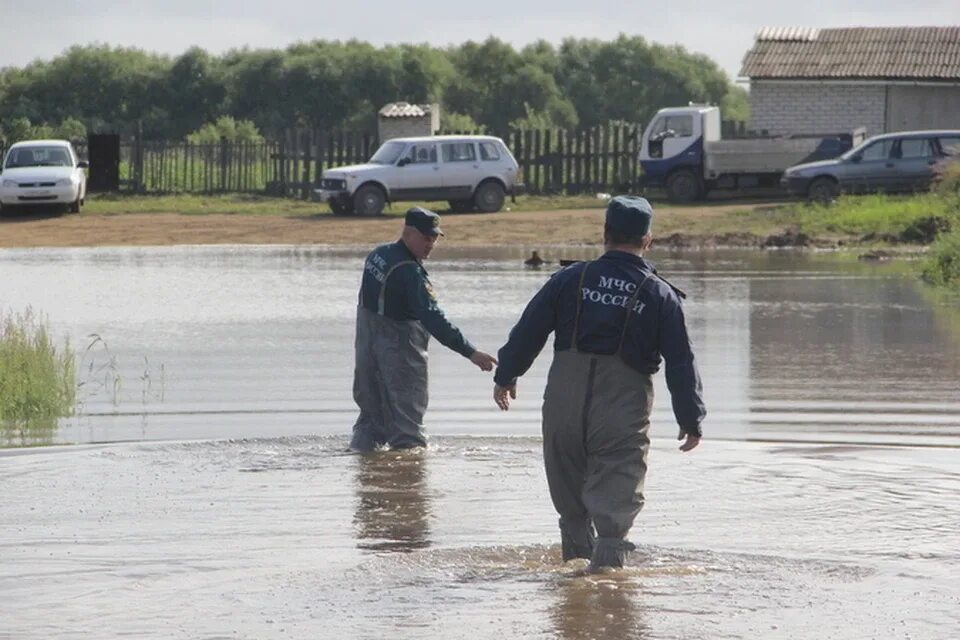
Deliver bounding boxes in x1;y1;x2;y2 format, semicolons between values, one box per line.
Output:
446;37;576;132
55;117;87;141
720;85;750;122
185;116;263;144
164;47;227;138
441;112;485;133
5;117;35;143
0;37;748;139
556;35;731;128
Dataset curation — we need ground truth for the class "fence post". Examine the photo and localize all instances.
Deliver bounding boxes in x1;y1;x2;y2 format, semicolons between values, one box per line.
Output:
301;131;311;200
219;136;228;192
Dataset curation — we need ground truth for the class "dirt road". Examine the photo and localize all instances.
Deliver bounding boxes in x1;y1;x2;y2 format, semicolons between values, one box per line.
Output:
0;202;784;248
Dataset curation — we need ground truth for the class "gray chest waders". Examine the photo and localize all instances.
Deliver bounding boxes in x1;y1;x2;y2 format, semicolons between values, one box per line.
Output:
542;262;655;568
350;261;431;451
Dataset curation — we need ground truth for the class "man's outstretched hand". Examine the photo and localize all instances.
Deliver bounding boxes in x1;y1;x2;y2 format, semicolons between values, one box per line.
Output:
494;384;517;411
470;350;498;372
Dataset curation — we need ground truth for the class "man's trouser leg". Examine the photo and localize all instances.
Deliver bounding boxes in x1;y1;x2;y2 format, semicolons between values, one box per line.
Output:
542;351;596;561
378;317;429;449
542;351;652;567
351;308;430;450
350;308;389;451
584;356;652;569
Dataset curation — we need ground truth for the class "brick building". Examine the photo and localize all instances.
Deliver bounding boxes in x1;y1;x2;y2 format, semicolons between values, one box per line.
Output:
739;27;960;136
377;102;440;141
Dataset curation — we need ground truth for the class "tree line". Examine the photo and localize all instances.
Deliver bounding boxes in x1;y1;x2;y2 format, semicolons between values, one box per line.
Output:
0;35;748;143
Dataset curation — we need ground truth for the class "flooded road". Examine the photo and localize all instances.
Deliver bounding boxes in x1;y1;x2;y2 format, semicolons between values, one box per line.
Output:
1;245;958;638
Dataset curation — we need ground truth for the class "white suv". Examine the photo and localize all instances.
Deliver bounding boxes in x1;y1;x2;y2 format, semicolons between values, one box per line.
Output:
314;135;522;215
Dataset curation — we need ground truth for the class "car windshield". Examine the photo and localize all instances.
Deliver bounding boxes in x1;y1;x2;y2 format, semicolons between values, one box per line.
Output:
5;146;72;168
369;141;406;165
841;138;887;161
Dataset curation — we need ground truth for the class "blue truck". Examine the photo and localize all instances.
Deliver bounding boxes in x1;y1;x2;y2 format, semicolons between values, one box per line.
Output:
638;105;866;202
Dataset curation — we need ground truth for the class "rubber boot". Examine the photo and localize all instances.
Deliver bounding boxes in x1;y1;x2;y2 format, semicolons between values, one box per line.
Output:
588;537;636;572
559;518;596;561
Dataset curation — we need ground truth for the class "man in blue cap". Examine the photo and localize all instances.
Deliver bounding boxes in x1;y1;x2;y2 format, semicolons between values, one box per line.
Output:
492;195;705;571
351;207;498;451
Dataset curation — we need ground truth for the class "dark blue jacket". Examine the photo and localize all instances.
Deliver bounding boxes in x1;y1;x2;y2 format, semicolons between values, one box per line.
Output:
359;240;475;358
495;250;705;435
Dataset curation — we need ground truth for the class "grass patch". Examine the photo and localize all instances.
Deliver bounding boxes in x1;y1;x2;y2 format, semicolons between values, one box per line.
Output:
84;192;617;217
796;193;958;239
86;193;322;217
0;309;76;447
921;228;960;291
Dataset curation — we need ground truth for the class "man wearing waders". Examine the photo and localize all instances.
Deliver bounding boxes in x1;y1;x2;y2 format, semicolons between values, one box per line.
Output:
492;195;705;571
350;207;498;452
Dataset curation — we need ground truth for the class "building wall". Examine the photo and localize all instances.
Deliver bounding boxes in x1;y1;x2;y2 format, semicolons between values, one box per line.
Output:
748;81;886;136
378;117;433;142
886;85;960;132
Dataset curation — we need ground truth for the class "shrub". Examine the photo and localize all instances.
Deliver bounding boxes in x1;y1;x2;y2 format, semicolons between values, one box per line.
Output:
0;309;76;446
440;111;485;133
933;158;960;195
185;116;264;145
921;228;960;290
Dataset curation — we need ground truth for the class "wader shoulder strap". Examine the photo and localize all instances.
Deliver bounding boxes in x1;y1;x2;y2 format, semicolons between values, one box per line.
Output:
378;260;418;315
571;261;593;352
616;272;654;355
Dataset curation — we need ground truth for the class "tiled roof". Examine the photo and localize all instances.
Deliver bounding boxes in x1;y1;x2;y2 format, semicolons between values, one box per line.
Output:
739;27;960;80
378;102;432;118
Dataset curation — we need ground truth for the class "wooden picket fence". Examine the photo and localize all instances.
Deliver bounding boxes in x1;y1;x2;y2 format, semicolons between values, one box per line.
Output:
271;122;645;198
4;119;711;197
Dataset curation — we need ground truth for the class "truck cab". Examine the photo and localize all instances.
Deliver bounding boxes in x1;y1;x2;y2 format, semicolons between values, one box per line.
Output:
638;106;720;202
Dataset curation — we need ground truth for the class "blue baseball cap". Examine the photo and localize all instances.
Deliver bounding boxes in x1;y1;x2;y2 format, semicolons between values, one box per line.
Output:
405;207;444;236
605;195;653;236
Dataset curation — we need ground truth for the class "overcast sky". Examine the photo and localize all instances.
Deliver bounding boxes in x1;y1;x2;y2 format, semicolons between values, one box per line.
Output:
1;0;958;81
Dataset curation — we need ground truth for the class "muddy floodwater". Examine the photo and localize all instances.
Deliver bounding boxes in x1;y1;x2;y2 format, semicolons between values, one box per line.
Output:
1;245;958;639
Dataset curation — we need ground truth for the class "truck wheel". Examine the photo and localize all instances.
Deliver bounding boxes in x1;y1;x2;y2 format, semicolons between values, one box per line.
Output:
353;185;386;216
807;177;838;204
666;170;702;203
68;196;81;214
473;181;505;213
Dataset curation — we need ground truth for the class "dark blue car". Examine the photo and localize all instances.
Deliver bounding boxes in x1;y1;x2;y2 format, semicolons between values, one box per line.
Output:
781;130;960;202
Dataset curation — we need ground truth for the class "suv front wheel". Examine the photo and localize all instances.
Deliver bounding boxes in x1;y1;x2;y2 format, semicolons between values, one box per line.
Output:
473;181;505;213
353;184;386;216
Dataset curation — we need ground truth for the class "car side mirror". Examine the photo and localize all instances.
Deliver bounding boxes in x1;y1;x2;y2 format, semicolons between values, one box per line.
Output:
397;157;410;167
77;160;89;169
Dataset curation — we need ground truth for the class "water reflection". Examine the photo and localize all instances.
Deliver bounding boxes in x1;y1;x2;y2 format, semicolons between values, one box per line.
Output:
353;449;432;552
550;574;649;640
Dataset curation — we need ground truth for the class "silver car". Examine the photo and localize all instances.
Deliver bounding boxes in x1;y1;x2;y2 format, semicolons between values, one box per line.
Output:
782;130;960;202
314;135;523;215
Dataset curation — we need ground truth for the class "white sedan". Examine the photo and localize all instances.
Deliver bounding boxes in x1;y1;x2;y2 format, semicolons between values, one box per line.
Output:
0;139;88;213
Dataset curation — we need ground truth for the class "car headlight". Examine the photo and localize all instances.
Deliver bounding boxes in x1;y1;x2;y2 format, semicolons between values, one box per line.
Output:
57;178;74;186
2;179;16;187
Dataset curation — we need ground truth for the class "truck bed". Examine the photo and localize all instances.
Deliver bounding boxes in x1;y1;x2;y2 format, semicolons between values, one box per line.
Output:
704;131;861;176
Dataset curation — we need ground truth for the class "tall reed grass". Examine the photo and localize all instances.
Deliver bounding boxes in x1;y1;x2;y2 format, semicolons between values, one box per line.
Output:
0;309;76;446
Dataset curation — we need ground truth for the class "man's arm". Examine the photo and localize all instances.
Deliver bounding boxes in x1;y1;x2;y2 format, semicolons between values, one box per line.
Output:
404;267;490;363
659;293;706;440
